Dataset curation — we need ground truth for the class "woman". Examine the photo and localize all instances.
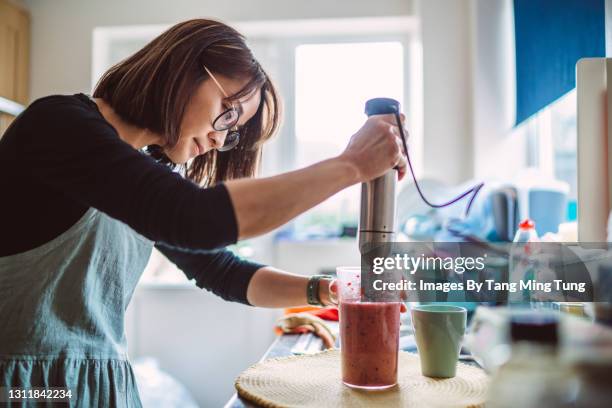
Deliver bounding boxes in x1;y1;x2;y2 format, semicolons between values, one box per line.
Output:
0;19;406;406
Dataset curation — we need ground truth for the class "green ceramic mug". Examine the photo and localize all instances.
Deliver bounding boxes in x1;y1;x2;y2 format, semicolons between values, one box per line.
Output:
411;304;467;378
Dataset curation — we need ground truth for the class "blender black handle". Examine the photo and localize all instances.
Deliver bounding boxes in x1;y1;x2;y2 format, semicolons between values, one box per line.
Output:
364;98;408;171
365;97;401;116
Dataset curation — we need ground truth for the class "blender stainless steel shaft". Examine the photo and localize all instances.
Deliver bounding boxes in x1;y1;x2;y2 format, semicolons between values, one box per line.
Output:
358;98;400;254
358;171;396;250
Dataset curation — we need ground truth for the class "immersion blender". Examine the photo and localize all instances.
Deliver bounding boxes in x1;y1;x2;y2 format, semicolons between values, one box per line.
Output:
359;98;484;300
359;98;401;254
359;97;484;254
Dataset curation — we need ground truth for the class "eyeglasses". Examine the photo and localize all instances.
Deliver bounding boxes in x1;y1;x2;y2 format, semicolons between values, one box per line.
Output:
203;65;241;152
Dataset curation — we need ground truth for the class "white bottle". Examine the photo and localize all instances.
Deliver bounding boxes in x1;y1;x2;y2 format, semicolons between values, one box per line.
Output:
508;219;539;304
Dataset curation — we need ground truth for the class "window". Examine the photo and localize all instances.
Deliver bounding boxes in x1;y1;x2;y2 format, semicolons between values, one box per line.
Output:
292;41;405;237
549;91;577;200
524;90;577;217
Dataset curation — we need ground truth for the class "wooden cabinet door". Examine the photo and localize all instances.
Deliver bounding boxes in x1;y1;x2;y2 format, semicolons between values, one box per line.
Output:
0;112;15;138
0;0;29;105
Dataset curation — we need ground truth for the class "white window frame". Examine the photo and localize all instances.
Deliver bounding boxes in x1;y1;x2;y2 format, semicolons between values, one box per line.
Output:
524;90;578;201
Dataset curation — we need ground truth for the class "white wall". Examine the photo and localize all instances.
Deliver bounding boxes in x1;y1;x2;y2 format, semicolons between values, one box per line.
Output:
471;0;527;180
418;0;474;184
24;0;414;99
417;0;526;184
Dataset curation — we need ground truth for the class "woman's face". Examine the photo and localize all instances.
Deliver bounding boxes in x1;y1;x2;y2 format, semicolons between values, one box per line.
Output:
163;74;262;164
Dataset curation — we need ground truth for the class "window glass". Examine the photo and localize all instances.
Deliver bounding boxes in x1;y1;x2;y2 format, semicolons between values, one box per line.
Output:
550;91;577;200
293;42;404;237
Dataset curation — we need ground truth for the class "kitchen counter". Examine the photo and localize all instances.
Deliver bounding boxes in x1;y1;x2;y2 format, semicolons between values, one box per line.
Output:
224;332;323;408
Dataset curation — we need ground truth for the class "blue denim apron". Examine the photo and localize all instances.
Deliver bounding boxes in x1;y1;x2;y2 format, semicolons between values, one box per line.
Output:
0;207;153;407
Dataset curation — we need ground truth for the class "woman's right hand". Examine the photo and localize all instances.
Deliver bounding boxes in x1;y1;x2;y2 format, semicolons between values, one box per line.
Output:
226;113;409;240
340;113;408;183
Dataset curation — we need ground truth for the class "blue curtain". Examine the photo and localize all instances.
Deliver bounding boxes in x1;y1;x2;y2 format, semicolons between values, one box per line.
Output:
514;0;606;125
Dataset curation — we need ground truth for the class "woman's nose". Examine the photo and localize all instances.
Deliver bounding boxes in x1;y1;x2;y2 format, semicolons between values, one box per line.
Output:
208;130;227;150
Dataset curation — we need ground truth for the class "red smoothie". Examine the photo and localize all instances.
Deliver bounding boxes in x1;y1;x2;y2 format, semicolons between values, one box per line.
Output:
340;301;400;389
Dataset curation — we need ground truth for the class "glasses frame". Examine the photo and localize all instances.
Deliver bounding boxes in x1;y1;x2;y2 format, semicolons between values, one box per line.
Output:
203;65;241;152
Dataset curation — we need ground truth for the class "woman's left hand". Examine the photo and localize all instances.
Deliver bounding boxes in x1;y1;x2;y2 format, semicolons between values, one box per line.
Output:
318;279;336;306
320;279;407;313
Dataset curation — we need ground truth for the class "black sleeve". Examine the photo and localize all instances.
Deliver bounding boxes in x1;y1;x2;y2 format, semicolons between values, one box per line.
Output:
17;96;238;250
155;242;264;305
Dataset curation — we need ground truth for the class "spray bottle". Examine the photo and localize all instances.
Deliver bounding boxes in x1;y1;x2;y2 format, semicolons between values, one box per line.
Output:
509;219;539;304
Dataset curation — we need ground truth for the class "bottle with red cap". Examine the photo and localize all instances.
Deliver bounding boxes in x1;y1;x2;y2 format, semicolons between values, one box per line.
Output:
513;219;539;244
509;219;539;304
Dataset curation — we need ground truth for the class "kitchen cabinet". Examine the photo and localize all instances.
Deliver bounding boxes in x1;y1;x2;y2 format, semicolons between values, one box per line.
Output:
0;0;29;105
0;0;29;138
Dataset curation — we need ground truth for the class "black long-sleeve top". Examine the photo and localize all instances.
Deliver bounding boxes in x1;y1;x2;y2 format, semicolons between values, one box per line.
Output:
0;93;263;305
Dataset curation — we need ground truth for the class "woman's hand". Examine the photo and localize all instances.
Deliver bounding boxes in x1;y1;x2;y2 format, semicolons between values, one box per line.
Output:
339;113;408;182
318;279;337;307
226;114;409;240
320;279;407;313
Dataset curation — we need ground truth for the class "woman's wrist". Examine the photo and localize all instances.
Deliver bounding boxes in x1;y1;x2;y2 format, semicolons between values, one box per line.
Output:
332;154;361;186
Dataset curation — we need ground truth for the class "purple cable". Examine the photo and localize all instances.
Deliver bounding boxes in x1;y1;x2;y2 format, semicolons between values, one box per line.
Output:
394;113;484;217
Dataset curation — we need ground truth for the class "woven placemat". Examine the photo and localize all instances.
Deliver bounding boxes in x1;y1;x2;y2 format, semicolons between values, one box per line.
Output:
236;350;488;408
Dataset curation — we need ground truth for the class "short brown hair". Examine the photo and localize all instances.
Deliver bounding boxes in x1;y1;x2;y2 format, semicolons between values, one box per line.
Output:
93;19;280;185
